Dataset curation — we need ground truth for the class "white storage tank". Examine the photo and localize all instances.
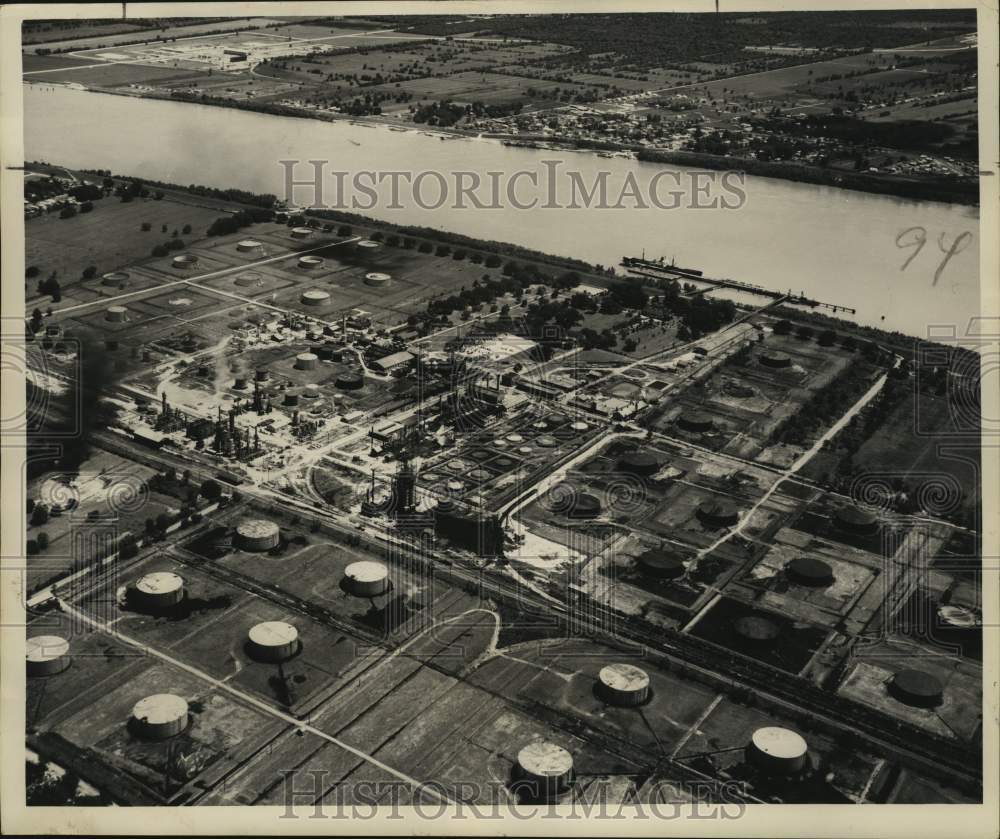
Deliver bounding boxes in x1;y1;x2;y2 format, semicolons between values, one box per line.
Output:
299;255;324;270
343;561;389;597
597;663;650;706
290;227;313;239
26;635;71;677
105;305;128;323
295;352;319;371
131;694;189;740
746;727;808;775
364;272;391;287
300;289;331;306
133;571;185;610
247;620;299;662
235;519;281;552
515;741;574;800
237;238;262;253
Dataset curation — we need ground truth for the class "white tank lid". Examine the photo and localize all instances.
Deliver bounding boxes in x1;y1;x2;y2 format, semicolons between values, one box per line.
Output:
750;727;808;760
136;571;184;595
133;693;188;725
26;635;69;663
345;561;388;583
249;621;298;648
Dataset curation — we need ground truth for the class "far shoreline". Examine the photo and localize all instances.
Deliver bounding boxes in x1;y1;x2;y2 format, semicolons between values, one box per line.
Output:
23;78;981;209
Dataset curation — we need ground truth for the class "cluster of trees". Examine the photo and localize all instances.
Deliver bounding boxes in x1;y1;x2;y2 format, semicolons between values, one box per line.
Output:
767;361;879;447
481;11;975;71
412;100;467;127
206;207;273;237
79;169;278;209
656;280;736;338
35;273;61;302
150;238;187;258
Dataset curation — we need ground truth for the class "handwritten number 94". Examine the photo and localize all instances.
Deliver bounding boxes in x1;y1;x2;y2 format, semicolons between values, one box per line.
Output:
896;227;973;285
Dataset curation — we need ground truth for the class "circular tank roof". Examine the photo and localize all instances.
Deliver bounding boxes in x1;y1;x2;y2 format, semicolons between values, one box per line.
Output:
292;226;312;235
345;561;388;584
249;621;298;648
136;571;184;596
299;255;324;265
891;669;944;706
238;239;261;248
365;272;391;281
787;557;835;587
297;352;319;361
536;435;558;448
570;421;589;432
357;239;380;248
107;305;127;314
599;663;650;693
302;289;330;300
506;433;524;443
132;694;188;726
26;635;69;664
750;727;808;761
518;742;573;777
237;519;280;538
638;550;685;579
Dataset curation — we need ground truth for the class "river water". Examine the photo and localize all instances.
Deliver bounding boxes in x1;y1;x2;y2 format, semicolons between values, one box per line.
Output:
23;84;980;337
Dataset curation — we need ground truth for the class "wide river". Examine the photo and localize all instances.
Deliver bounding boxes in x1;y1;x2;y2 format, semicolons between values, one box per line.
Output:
24;84;981;337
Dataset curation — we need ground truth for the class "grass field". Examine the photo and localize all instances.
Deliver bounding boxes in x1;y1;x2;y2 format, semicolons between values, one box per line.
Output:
25;195;224;303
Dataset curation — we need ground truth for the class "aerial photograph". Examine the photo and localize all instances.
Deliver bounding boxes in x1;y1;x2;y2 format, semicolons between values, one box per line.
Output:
6;3;993;826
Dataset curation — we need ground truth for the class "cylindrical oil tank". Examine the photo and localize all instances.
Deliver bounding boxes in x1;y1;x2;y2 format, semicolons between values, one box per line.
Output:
301;289;330;306
889;669;944;708
598;663;650;706
294;352;319;371
247;621;299;662
131;694;189;740
343;561;390;597
833;505;879;535
571;493;601;519
364;272;390;287
678;411;715;433
746;727;808;775
619;450;660;476
133;571;185;610
638;549;685;580
235;519;281;552
26;635;71;677
172;253;199;270
236;238;262;253
101;271;129;287
536;435;558;448
299;255;324;270
515;742;574;800
786;557;835;587
570;421;590;432
759;350;792;369
234;377;248;390
336;371;364;391
356;239;380;251
255;368;269;382
302;383;321;400
290;226;313;239
283;392;300;407
105;306;128;323
697;500;739;527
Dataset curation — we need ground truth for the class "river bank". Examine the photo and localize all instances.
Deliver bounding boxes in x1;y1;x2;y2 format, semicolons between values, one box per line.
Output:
25;77;979;207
